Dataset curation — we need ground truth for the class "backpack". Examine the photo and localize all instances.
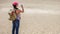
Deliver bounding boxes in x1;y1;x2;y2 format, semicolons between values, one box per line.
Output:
8;9;17;21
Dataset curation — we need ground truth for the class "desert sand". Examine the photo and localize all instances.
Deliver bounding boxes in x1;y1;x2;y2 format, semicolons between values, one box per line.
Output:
0;0;60;34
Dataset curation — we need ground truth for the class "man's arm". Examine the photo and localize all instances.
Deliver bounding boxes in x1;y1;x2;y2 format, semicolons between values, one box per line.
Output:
21;4;24;13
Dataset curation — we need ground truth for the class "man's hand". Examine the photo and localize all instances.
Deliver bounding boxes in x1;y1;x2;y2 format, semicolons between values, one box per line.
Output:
20;4;24;13
21;4;23;8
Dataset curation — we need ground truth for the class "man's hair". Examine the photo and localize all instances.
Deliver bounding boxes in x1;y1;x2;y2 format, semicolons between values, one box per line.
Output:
13;5;18;9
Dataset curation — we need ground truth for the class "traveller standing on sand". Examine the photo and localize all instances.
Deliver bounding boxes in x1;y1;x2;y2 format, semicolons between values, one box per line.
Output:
8;1;24;34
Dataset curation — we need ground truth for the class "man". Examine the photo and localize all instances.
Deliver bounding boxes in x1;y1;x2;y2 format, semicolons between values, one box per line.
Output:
9;1;24;34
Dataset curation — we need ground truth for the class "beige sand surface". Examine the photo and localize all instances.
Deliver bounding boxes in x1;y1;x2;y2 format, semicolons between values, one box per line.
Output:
0;0;60;34
0;12;60;34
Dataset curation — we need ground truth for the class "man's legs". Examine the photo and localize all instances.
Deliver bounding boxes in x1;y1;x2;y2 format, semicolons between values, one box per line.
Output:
12;21;16;34
15;19;20;34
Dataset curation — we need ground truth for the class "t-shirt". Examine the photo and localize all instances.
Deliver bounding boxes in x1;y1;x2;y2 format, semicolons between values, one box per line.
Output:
11;9;21;20
16;14;20;20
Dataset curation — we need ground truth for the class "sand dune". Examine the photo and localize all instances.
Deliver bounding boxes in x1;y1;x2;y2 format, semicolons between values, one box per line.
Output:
0;0;60;34
0;8;60;34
